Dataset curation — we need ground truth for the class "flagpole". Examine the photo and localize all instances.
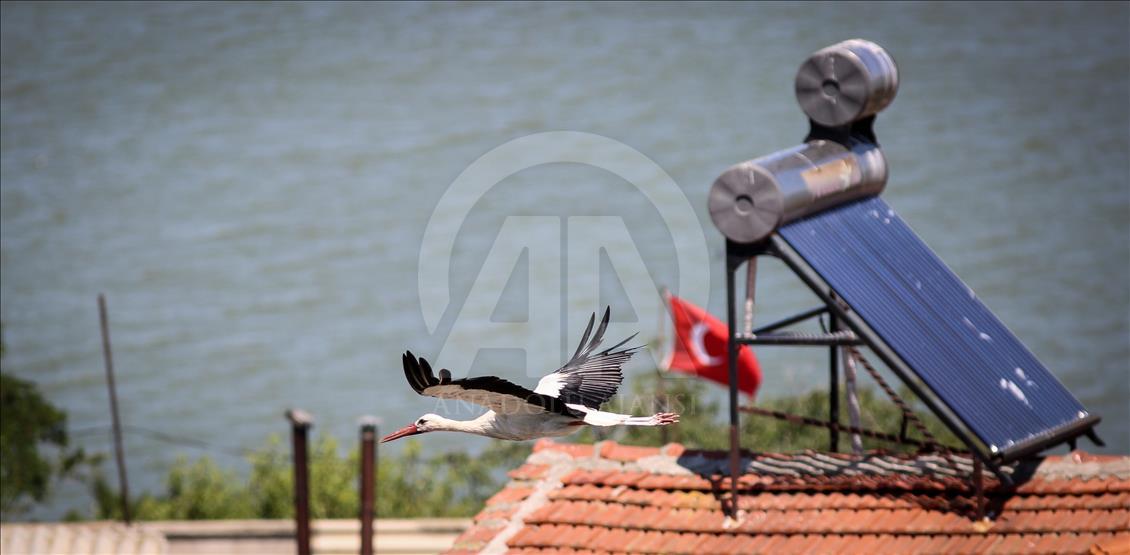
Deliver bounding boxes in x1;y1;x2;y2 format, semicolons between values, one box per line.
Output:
655;288;670;445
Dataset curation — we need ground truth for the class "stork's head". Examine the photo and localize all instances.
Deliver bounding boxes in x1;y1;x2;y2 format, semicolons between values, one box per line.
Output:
380;413;442;443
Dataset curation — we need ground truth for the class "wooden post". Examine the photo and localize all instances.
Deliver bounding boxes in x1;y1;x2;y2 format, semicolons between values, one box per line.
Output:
98;294;131;524
359;417;378;555
287;409;313;555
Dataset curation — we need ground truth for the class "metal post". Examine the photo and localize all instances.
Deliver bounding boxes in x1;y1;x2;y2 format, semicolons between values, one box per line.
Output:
725;246;755;518
359;417;377;555
844;347;864;454
725;253;739;517
973;457;985;521
287;410;313;555
743;262;756;337
98;294;131;524
828;311;840;452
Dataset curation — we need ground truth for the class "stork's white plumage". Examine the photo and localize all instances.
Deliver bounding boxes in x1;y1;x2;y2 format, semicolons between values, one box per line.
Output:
381;308;679;443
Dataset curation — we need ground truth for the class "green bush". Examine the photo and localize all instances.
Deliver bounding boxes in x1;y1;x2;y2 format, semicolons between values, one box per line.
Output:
1;329;101;519
92;435;531;520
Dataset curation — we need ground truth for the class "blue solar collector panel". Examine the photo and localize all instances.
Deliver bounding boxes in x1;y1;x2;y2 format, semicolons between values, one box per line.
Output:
778;196;1090;456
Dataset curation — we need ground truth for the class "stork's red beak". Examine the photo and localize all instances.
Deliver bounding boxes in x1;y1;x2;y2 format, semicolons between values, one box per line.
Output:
380;424;419;443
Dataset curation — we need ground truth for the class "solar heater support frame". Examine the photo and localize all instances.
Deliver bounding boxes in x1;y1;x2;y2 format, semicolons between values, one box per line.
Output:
768;238;1017;486
727;237;1021;486
738;331;862;346
750;306;828;335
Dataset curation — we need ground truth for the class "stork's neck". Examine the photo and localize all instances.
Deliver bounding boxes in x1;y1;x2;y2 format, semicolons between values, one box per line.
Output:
431;413;493;436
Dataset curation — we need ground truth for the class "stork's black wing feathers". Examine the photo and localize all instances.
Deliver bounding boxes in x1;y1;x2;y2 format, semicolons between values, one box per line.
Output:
540;307;640;408
402;351;580;417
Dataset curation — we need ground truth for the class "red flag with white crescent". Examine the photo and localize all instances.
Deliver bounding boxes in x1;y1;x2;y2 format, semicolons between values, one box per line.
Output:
661;293;762;399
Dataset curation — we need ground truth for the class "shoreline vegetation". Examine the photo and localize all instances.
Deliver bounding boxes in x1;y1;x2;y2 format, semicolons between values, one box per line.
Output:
4;363;959;522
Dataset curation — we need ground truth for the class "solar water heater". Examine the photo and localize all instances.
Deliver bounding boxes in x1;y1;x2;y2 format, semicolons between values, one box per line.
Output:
708;40;1102;484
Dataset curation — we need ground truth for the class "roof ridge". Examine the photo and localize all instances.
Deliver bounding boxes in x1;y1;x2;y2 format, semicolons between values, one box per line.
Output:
531;439;1130;480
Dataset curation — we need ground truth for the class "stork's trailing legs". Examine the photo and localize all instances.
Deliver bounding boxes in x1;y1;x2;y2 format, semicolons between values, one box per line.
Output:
574;407;681;427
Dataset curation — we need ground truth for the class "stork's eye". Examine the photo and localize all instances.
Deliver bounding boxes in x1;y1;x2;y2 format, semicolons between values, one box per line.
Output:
417;418;427;426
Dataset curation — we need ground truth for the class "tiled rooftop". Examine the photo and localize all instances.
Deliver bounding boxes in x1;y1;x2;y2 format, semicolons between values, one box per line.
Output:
449;440;1130;554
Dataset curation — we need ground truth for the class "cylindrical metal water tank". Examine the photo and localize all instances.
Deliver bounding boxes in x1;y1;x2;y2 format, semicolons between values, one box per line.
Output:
708;138;887;244
795;39;898;127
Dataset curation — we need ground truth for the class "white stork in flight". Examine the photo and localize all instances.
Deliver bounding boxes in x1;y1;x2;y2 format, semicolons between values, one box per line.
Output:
381;307;679;443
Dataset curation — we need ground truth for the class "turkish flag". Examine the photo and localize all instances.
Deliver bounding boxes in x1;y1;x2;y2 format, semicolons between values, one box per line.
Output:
662;293;762;399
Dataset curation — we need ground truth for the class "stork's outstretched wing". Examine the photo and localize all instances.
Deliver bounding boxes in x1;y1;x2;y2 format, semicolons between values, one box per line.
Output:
402;351;580;417
534;307;640;408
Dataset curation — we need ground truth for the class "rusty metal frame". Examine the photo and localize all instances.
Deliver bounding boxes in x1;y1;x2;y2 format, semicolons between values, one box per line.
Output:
721;237;1020;512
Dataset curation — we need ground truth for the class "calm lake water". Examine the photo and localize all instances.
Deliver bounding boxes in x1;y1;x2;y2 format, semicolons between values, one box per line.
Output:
2;2;1127;518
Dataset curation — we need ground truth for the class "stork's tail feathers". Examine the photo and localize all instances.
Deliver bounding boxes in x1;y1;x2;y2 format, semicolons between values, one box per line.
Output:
622;412;680;426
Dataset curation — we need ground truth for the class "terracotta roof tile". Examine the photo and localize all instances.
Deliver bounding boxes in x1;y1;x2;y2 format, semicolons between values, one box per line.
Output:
651;507;689;531
691;533;728;554
533;524;569;547
727;531;763;553
678;490;719;510
931;531;975;553
1091;532;1130;554
505;524;541;548
620;529;657;552
449;520;506;551
600;442;661;462
664;530;693;552
534;439;595;458
682;531;718;553
570;525;602;549
561;469;616;486
556;502;595;526
602;471;649;487
523;503;557;524
1108;478;1130;493
1055;533;1098;554
508;464;551;481
587;526;626;552
550;484;605;502
592;502;629;527
614;488;655;507
488;485;536;506
630;474;692;490
660;443;687;458
475;503;520;523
